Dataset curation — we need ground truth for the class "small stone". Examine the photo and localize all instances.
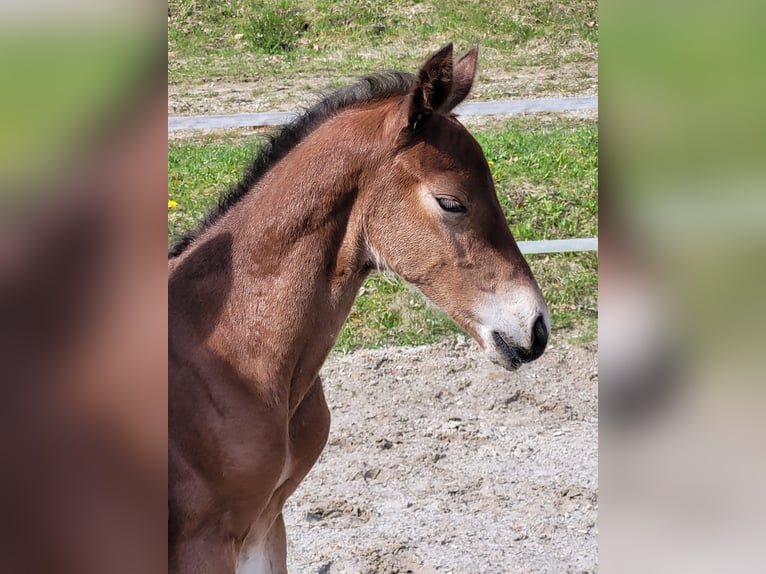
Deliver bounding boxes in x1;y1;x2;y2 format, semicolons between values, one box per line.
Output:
513;532;528;541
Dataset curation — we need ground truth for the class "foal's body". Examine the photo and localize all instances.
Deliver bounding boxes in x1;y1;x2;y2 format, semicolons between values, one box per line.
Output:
169;105;394;571
169;45;549;573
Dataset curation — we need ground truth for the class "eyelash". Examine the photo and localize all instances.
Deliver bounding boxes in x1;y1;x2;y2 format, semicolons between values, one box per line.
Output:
436;197;466;213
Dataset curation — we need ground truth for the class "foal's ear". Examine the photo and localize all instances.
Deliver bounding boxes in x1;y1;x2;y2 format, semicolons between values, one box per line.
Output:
440;46;478;112
407;44;479;132
407;43;454;132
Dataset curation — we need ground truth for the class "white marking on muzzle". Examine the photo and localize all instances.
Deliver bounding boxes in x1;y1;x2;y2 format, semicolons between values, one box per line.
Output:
475;284;549;353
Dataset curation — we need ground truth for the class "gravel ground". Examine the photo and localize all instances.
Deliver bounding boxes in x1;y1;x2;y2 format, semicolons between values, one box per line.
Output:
283;335;598;573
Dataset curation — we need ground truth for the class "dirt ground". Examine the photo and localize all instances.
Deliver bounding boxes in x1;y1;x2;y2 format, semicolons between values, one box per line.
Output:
283;334;598;573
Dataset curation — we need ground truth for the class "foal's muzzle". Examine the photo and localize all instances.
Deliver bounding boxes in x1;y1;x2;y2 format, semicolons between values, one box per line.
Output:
490;314;549;370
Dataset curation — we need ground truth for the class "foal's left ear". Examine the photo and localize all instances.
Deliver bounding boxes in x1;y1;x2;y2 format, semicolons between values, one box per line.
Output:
408;43;454;132
407;44;479;132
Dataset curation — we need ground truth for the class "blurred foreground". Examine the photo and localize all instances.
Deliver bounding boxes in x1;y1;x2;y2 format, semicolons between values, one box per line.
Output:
600;0;766;571
0;2;167;572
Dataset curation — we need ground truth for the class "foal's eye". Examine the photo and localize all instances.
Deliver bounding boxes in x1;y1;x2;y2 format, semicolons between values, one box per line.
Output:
436;197;466;213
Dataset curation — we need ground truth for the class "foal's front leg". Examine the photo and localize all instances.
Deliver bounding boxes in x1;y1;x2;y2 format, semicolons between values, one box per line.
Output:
238;378;330;573
170;522;238;574
236;514;287;574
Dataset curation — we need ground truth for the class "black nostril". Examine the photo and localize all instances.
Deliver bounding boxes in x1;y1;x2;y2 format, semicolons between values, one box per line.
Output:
529;314;549;360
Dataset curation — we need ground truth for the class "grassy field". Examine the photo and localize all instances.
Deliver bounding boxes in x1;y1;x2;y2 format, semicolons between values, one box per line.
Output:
168;0;597;349
168;0;597;100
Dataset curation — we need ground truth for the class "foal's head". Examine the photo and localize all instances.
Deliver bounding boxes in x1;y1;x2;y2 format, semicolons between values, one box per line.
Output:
364;44;549;370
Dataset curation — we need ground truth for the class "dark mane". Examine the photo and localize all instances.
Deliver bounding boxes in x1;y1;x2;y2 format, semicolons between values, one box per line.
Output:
168;71;415;259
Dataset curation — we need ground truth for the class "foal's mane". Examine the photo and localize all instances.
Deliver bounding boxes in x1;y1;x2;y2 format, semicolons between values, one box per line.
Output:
168;71;416;259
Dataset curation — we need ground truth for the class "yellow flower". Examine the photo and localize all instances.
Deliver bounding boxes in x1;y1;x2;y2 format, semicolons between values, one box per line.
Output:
168;200;178;209
488;160;495;166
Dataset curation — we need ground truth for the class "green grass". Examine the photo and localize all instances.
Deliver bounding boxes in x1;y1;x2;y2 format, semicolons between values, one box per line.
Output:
168;0;597;85
238;1;309;54
477;122;598;239
168;118;598;348
168;140;259;238
335;274;463;351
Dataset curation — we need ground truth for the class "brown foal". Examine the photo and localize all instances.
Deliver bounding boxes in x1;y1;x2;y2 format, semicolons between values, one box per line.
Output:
169;43;549;573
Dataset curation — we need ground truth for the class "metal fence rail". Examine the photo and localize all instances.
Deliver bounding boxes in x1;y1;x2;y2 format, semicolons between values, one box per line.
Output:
168;96;598;131
518;238;598;254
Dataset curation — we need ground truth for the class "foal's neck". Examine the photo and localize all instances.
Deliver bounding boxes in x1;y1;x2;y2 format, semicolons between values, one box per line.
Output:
216;105;393;407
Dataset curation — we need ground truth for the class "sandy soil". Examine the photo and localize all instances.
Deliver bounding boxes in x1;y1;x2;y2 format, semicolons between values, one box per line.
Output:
283;334;598;573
